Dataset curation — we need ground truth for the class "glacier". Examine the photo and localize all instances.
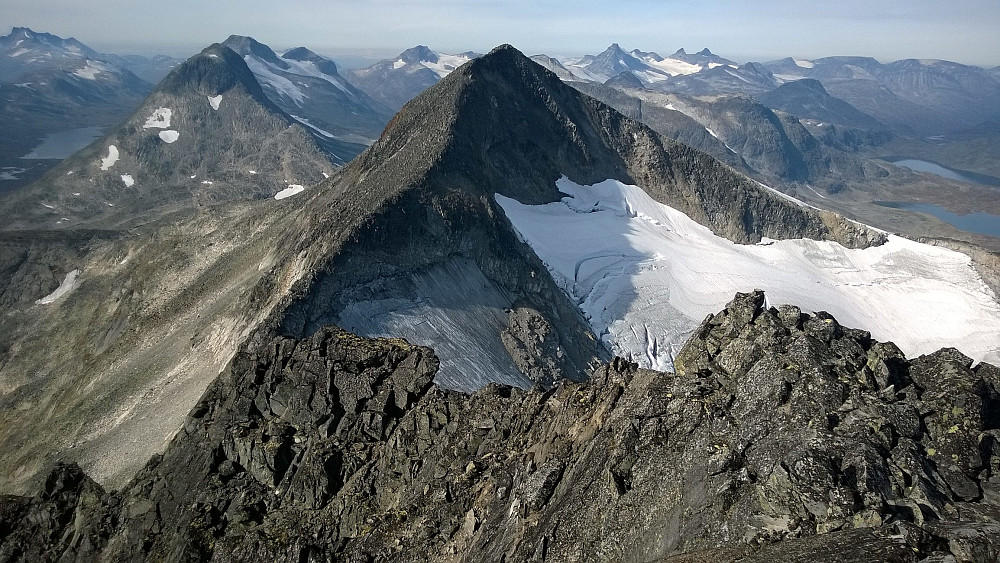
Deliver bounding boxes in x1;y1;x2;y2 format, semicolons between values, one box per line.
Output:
496;177;1000;372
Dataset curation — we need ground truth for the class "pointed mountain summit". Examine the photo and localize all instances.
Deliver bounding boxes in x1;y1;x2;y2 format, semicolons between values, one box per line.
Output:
221;35;392;161
278;44;881;390
0;43;333;230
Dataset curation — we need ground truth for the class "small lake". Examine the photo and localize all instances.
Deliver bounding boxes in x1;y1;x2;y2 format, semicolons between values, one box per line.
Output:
890;159;978;183
21;126;103;159
878;201;1000;238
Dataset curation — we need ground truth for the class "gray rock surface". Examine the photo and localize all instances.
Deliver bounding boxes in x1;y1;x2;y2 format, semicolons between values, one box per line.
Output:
3;292;1000;561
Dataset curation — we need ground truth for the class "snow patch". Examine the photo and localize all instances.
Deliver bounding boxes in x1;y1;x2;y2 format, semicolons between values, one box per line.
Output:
208;95;222;110
36;270;80;305
644;56;702;76
158;130;179;143
9;48;29;58
74;60;110;80
121;174;134;187
142;107;172;129
274;184;305;200
794;59;815;69
290;114;337;138
392;59;406;69
100;145;119;170
421;53;472;78
496;177;1000;371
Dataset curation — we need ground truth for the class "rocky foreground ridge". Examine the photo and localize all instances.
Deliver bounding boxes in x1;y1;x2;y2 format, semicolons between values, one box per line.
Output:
2;291;999;562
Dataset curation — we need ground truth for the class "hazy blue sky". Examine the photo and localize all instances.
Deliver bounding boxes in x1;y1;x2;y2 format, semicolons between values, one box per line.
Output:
4;0;999;66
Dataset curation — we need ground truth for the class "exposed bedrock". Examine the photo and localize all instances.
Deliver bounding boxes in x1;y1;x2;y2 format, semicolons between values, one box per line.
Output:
3;291;1000;561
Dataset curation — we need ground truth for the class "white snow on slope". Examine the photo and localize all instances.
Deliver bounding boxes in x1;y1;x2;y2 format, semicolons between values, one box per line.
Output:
36;269;80;305
208;95;222;110
422;53;472;78
274;184;305;200
644;57;702;76
795;59;816;69
244;56;307;105
121;174;134;187
100;145;119;170
74;60;110;80
282;58;351;95
290;114;336;138
392;59;406;70
496;177;1000;371
158;130;179;143
142;107;172;129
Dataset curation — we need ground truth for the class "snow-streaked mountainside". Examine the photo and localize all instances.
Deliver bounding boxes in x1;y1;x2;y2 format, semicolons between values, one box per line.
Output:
562;44;745;86
0;43;335;230
221;35;392;162
498;177;1000;371
344;45;479;110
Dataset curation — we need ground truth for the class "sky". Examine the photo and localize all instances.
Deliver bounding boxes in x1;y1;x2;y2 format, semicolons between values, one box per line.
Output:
3;0;999;67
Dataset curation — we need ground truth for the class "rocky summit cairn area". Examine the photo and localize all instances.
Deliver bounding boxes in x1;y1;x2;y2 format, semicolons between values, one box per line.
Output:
1;290;999;562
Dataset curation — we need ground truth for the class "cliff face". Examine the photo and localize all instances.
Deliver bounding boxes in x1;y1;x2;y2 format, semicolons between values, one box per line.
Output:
3;291;999;562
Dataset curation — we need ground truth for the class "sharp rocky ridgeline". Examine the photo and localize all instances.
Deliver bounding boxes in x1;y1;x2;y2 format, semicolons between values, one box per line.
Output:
2;291;999;561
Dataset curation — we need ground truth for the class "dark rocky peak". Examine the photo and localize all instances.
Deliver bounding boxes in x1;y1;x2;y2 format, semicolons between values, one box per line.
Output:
671;47;688;56
400;44;438;64
222;34;289;70
594;42;642;66
782;77;829;95
365;44;880;247
157;43;276;110
282;46;340;76
630;48;664;61
697;47;714;56
605;70;645;89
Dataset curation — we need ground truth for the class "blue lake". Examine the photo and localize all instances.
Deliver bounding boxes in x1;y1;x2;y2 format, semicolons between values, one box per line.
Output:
890;158;979;184
22;126;103;159
878;201;1000;238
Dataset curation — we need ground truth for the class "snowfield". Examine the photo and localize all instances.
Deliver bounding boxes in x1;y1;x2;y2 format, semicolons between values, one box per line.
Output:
274;184;305;200
142;107;172;129
158;130;179;143
73;60;110;80
496;177;1000;371
208;95;222;110
36;269;80;305
121;174;134;187
99;145;119;170
422;53;473;78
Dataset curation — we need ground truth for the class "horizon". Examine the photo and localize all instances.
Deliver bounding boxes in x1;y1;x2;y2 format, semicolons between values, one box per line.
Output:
3;0;999;68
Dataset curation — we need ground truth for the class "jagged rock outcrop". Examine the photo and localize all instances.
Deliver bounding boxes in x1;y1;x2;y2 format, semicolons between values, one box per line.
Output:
3;292;999;561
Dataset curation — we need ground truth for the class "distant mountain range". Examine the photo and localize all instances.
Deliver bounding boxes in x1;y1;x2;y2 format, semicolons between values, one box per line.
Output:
344;45;480;110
